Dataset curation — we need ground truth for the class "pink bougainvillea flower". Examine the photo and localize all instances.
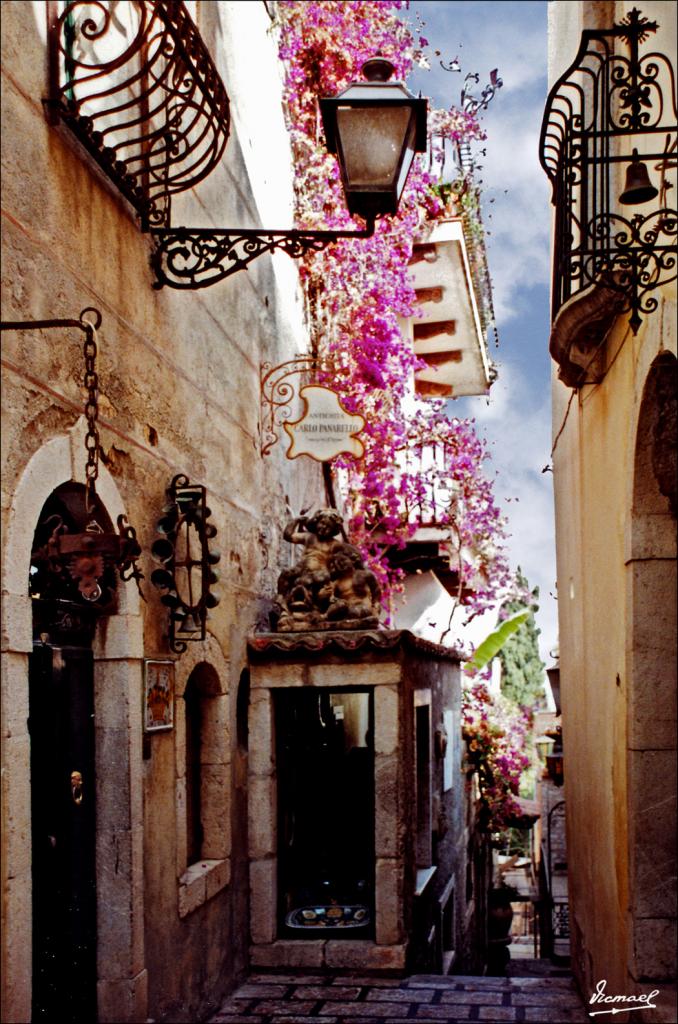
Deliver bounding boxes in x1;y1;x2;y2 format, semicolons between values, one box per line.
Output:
276;1;513;623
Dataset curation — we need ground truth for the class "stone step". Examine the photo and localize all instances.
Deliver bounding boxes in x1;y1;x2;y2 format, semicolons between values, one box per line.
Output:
506;957;573;978
208;970;590;1023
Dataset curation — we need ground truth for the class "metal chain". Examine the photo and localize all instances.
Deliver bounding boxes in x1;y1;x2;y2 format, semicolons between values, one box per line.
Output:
82;317;100;512
0;307;104;513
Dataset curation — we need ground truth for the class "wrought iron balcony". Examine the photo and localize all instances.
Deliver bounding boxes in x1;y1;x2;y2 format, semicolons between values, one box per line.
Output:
540;6;677;382
45;0;230;229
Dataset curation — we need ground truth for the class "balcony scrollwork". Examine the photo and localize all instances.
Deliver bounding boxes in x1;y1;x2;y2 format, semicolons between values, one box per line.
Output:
45;0;230;228
540;6;677;379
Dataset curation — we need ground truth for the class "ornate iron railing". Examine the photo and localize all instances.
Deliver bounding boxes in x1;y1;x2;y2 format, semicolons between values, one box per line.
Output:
540;7;677;333
459;198;497;347
45;0;230;228
399;441;457;530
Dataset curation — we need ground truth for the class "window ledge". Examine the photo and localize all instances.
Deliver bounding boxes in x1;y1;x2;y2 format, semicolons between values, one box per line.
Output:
178;858;231;919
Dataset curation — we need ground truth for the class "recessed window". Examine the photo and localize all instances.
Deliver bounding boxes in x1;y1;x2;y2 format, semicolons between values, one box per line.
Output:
184;677;204;864
176;662;230;917
275;689;374;937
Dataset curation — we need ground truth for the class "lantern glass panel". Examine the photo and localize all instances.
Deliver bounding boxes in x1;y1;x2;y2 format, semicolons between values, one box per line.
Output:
336;105;413;188
395;126;417;198
175;519;201;611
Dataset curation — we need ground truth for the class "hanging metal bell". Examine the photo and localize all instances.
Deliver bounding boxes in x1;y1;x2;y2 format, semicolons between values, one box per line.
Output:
177;610;202;635
619;149;658;205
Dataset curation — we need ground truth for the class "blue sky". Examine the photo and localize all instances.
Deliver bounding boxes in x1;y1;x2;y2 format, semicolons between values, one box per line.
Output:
406;1;558;662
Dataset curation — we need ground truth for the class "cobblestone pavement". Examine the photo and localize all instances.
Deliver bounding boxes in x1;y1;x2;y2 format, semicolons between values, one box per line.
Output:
208;971;590;1024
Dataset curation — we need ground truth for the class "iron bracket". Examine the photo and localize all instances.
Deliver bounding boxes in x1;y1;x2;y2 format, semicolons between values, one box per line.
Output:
150;219;376;289
260;356;320;457
1;308;102;337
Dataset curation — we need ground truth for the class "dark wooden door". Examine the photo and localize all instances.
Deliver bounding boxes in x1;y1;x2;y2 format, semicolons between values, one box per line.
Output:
29;642;97;1023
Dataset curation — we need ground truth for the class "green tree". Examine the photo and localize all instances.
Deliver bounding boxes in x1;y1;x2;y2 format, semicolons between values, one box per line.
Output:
498;569;546;709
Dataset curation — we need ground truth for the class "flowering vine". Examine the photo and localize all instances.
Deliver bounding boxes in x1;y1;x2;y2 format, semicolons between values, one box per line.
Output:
275;1;511;617
462;679;534;831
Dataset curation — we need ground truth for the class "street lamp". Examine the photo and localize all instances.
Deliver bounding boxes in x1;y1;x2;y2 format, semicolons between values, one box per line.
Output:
320;58;428;220
535;735;556;763
152;59;428;289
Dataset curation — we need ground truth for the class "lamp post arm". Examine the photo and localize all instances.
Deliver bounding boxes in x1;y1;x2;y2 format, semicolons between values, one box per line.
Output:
151;219;376;290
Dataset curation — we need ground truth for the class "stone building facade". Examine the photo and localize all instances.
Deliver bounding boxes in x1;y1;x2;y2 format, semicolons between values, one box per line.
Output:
1;3;494;1023
246;630;490;978
544;1;676;1015
1;3;323;1021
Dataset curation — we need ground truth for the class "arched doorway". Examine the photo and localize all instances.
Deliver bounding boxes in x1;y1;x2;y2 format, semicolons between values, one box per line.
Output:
626;351;677;983
1;422;147;1024
29;482;121;1021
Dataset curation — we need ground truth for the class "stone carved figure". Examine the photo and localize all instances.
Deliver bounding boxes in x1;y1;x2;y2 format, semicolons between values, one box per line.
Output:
274;509;381;632
321;545;381;622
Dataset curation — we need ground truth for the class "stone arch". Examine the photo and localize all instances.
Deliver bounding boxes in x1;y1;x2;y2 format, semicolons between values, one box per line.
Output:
1;420;146;1024
2;416;141;631
174;635;229;698
625;352;677;983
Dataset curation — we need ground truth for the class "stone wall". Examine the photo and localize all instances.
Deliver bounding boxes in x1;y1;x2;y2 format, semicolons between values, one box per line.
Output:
548;0;677;1010
1;3;324;1022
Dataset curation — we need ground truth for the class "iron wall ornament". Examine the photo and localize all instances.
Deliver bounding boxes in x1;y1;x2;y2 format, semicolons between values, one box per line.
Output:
44;6;426;288
0;309;144;606
540;7;677;335
32;508;143;605
45;0;230;229
151;474;220;653
151;221;375;290
260;356;319;457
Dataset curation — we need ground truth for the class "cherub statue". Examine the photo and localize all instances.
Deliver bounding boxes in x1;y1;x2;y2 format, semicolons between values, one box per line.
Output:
274;509;381;632
321;544;381;624
282;508;345;575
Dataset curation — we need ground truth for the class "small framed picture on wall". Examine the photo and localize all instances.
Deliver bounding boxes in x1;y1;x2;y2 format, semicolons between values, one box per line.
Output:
144;660;174;732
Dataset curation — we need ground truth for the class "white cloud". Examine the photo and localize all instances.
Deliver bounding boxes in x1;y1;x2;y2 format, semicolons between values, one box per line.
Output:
481;103;552;321
417;5;547;97
409;0;551;323
461;362;558;662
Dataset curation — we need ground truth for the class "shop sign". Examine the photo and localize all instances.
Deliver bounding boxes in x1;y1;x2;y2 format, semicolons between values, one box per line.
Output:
284;385;365;462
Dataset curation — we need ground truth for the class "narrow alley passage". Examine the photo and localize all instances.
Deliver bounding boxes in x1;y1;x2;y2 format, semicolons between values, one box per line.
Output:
208;969;589;1023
